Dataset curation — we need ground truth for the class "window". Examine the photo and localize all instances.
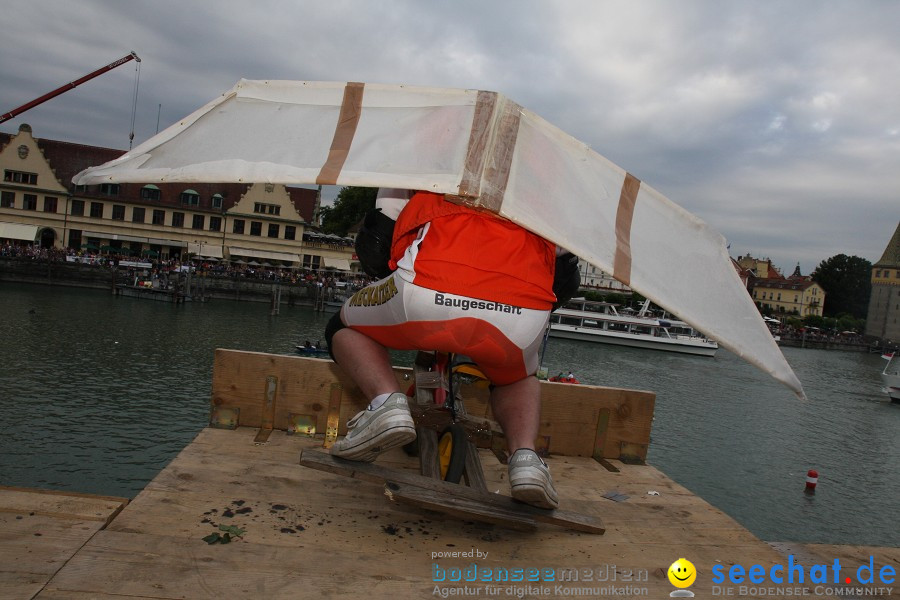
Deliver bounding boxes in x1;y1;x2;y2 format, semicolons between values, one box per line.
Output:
232;219;245;234
209;216;222;232
112;205;126;220
141;185;161;201
267;223;279;238
211;194;223;209
100;183;119;196
180;190;200;206
171;212;184;227
249;221;262;236
1;191;14;208
152;209;165;225
90;202;103;218
4;170;37;184
284;225;296;240
132;207;146;223
253;202;280;215
303;254;321;270
23;194;37;210
192;214;205;230
43;197;58;213
70;199;84;216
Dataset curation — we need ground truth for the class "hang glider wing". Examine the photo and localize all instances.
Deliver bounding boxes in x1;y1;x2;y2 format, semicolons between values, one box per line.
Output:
74;79;804;398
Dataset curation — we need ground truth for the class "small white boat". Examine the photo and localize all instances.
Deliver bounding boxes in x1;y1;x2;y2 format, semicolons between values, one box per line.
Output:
549;298;718;357
881;353;900;402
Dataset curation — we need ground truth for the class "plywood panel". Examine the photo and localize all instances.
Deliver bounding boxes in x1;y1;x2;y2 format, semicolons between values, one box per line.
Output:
210;349;655;460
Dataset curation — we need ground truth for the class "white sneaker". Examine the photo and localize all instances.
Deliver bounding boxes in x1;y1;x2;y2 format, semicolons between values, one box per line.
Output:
330;393;416;462
508;448;559;509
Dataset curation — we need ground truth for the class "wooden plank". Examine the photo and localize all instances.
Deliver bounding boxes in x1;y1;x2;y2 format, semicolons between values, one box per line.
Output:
462;439;488;492
299;449;606;534
416;427;440;479
0;486;128;525
210;349;655;460
0;487;128;600
383;481;537;532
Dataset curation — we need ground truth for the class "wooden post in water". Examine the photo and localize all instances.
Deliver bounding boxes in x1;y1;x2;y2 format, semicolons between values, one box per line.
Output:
271;283;281;315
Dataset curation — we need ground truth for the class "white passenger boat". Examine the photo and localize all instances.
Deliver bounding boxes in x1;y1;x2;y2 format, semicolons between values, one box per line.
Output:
549;298;718;356
882;353;900;402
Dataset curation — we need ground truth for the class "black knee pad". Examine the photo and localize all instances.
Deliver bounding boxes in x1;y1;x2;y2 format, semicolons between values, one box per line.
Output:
324;311;347;361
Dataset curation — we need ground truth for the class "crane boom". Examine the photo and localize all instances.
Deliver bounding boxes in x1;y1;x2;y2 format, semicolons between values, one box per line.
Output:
0;51;141;124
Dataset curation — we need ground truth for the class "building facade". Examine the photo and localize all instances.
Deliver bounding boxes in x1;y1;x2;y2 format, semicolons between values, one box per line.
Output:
0;124;355;271
578;262;631;293
865;221;900;342
751;278;824;318
736;254;824;318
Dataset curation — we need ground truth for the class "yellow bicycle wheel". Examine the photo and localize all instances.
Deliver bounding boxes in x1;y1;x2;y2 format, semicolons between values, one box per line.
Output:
438;424;467;483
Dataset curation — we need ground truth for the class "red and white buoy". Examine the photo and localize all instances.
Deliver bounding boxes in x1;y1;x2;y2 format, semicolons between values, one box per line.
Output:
805;469;818;492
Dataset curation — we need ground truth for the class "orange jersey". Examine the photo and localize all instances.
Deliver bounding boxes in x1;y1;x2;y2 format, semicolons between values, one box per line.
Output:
388;191;556;310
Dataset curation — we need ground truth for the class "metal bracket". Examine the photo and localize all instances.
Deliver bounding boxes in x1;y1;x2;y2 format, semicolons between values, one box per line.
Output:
592;408;610;462
619;442;648;465
254;375;278;444
210;406;240;430
287;414;317;437
323;383;342;448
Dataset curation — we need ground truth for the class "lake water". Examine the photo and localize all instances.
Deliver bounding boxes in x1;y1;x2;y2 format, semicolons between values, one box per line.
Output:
1;282;897;547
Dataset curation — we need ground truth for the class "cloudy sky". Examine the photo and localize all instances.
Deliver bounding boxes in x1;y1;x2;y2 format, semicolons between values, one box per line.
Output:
1;0;897;274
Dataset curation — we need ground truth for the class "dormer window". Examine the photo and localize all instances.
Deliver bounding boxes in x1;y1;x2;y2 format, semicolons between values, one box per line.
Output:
100;183;119;196
141;184;161;201
180;189;200;206
211;193;223;209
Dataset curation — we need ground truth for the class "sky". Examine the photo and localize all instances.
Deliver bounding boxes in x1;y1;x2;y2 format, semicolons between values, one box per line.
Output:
1;0;897;275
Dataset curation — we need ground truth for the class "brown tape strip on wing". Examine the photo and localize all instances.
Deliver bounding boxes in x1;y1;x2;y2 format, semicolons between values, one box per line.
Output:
612;173;641;287
316;82;365;185
454;93;521;213
458;91;498;199
479;98;522;212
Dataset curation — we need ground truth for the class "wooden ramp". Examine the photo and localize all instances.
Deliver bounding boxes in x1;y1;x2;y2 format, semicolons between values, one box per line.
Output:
14;426;805;599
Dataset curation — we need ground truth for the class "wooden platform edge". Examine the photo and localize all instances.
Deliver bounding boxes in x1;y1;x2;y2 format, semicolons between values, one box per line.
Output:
0;485;129;527
299;449;605;535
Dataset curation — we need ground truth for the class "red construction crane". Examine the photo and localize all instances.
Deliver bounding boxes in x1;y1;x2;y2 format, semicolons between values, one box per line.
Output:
0;51;141;124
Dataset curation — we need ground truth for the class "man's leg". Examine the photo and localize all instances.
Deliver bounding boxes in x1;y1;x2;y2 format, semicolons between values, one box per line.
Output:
491;375;559;509
331;327;400;399
327;326;415;462
489;375;540;453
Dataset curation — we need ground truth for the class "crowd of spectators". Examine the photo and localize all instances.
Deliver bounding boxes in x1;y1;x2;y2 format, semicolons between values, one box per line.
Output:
1;242;371;290
768;321;867;347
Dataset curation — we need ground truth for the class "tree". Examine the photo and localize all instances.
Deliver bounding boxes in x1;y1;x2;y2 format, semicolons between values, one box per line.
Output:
811;254;872;319
319;187;377;236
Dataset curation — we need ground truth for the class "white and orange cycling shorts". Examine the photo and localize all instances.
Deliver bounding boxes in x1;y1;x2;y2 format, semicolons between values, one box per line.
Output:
340;273;550;386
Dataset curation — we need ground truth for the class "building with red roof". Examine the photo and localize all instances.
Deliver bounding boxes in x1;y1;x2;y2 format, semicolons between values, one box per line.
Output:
0;124;354;271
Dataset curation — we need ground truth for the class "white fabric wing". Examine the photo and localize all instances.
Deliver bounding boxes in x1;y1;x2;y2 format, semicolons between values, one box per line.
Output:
74;79;804;398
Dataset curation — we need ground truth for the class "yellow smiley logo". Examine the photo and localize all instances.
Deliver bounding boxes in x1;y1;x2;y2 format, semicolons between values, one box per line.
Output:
668;558;697;588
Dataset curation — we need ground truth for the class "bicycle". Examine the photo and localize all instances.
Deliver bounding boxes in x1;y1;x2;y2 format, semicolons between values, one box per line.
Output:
403;350;501;486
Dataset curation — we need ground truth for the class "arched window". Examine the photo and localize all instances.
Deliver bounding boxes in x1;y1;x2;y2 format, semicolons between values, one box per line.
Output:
180;189;200;206
141;184;161;201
